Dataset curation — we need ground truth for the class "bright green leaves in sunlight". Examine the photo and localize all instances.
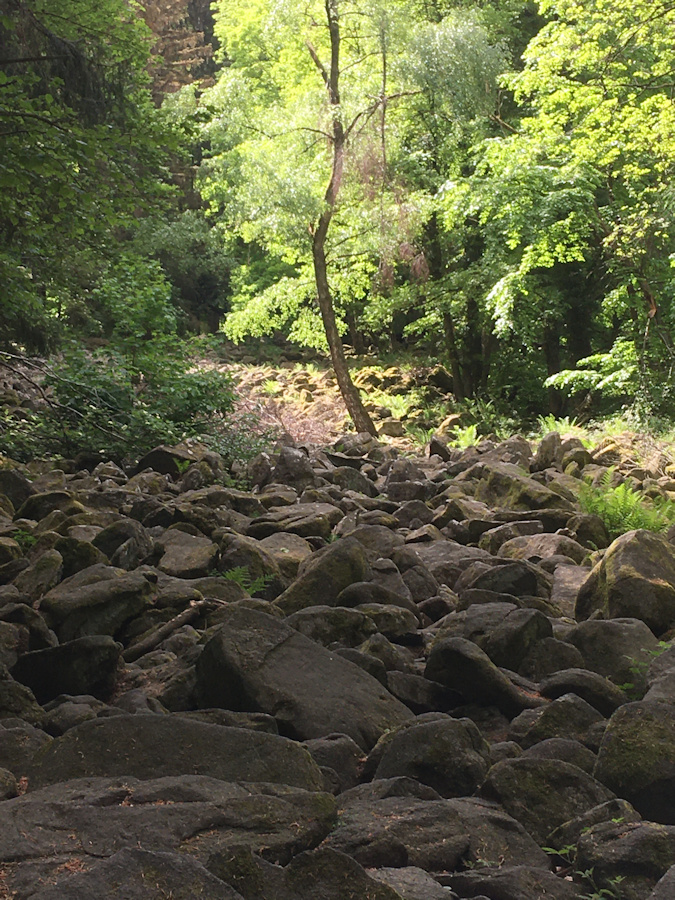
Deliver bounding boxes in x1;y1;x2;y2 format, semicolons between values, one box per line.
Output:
438;0;675;416
0;0;176;352
199;0;505;350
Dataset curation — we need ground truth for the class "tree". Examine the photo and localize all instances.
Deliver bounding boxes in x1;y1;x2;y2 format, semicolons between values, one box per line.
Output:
0;0;174;350
201;0;504;431
443;0;675;415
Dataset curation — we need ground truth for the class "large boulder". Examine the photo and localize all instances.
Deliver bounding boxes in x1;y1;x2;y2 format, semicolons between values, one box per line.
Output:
564;618;660;693
248;503;344;541
425;637;545;719
39;564;155;642
594;700;675;824
0;776;336;895
92;518;154;570
195;606;412;749
576;820;675;900
0;721;51;777
10;635;121;703
445;866;586;900
274;537;372;614
24;849;244;899
218;532;286;599
576;530;675;635
371;715;491;798
16;490;84;521
473;462;574;511
508;693;605;749
212;847;403;900
482;607;553;670
498;532;588;564
479;757;615;844
156;529;219;579
324;792;548;872
0;664;44;726
27;714;324;791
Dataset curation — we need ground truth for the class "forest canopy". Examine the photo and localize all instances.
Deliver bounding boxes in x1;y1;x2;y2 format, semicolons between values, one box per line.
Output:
2;0;675;443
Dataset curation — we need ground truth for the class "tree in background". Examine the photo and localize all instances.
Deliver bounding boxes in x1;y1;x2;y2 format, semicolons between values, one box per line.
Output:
200;0;504;432
444;0;675;416
0;0;175;351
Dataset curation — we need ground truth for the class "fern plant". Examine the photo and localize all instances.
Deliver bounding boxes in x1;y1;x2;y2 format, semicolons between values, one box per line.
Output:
578;468;675;540
451;423;479;449
221;565;272;595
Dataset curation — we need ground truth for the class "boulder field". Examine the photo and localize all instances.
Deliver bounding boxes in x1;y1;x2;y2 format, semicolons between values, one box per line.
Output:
1;431;675;898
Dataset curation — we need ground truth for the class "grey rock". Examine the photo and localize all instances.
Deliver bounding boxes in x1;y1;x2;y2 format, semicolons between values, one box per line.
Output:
195;606;412;750
479;757;615;844
425;637;545;719
27;714;324;791
11;635;121;704
372;714;491;798
594;700;675;824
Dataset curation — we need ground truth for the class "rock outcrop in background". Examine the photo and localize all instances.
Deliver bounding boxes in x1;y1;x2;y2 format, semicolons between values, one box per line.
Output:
142;0;217;101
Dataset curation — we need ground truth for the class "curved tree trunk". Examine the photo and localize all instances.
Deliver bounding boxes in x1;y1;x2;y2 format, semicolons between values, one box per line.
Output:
307;0;377;436
312;226;377;434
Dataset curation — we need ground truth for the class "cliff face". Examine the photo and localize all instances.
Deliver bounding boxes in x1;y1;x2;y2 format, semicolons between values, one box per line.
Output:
142;0;217;99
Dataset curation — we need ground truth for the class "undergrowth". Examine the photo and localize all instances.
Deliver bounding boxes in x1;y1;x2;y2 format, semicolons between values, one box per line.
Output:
578;468;675;539
0;339;274;467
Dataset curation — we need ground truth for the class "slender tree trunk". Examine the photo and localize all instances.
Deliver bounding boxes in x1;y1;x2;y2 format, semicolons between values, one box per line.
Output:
313;229;376;434
543;324;563;415
308;0;377;436
442;312;465;402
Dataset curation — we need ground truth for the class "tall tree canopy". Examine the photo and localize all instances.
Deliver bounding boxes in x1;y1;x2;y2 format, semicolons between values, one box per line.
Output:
199;0;505;431
0;0;173;350
441;0;675;413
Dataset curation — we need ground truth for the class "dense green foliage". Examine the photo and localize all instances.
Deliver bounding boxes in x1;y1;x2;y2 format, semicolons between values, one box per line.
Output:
579;469;675;541
3;0;675;452
191;0;675;422
0;339;242;463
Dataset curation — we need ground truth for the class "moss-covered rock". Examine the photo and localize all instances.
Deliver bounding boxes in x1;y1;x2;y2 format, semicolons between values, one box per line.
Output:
196;605;412;750
474;462;574;512
594;700;675;824
576;530;675;635
479;757;614;844
0;664;44;726
274;536;371;614
372;714;490;798
576;820;675;900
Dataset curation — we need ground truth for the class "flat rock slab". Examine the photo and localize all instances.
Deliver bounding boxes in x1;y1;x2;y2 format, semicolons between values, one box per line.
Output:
196;606;412;749
323;794;547;872
26;714;324;792
157;529;219;579
39;565;155;642
0;776;335;895
247;503;344;540
24;848;245;900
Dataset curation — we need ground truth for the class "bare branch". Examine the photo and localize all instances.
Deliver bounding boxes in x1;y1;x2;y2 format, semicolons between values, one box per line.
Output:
306;40;330;87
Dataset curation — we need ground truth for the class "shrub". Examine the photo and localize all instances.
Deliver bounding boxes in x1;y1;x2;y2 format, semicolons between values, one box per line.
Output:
578;468;675;540
0;338;241;464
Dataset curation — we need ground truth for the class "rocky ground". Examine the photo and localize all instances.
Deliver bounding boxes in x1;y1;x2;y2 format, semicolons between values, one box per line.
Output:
1;424;675;898
210;353;463;447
